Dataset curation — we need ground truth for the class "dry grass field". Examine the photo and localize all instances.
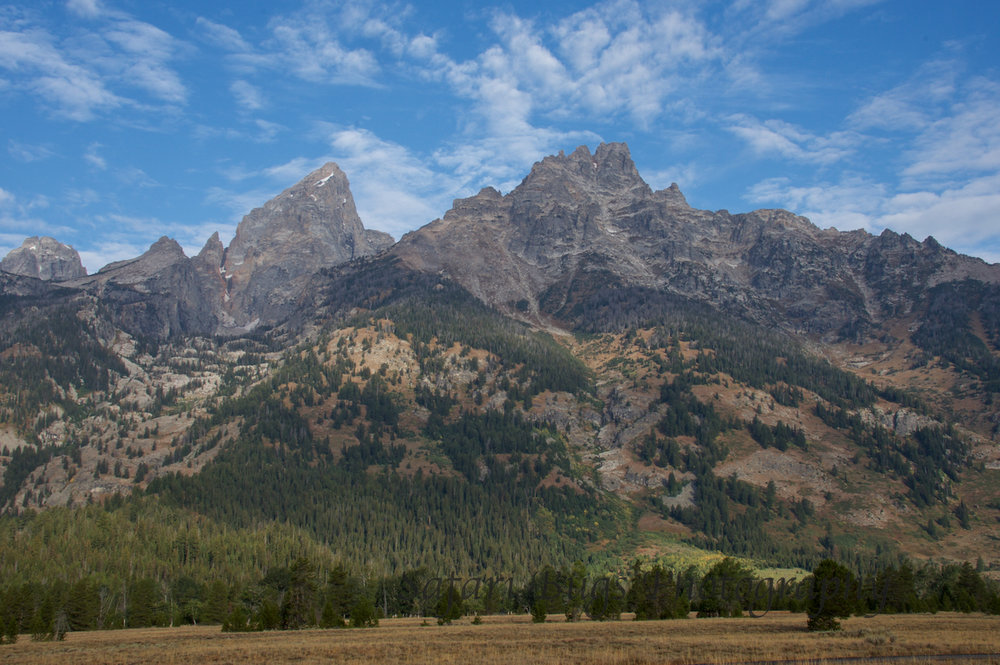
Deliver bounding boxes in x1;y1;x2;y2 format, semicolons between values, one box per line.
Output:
1;613;997;665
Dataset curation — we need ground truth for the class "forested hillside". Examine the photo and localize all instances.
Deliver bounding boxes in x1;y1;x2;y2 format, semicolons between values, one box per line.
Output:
1;147;998;637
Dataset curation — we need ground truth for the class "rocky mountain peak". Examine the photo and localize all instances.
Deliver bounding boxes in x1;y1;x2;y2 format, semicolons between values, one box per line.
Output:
0;236;86;281
195;231;225;267
220;161;391;327
192;231;227;299
520;142;651;199
94;236;187;283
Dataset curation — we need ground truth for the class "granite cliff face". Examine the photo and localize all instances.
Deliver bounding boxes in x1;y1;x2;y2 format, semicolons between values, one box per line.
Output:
221;162;392;329
70;236;224;338
0;164;394;338
393;143;1000;338
3;144;997;343
0;236;86;281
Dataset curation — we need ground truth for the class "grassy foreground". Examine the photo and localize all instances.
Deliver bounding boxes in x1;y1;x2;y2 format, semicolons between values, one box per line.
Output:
0;613;998;665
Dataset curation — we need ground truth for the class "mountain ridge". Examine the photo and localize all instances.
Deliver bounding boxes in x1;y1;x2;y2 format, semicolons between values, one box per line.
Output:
4;142;996;341
1;141;998;579
393;143;999;339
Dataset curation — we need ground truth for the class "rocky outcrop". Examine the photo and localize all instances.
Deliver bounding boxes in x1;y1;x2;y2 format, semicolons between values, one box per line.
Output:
1;163;397;338
1;236;86;281
74;237;222;338
6;143;997;343
393;142;1000;339
221;162;392;329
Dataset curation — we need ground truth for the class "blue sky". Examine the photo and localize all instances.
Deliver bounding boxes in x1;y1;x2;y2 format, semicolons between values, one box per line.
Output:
1;0;999;272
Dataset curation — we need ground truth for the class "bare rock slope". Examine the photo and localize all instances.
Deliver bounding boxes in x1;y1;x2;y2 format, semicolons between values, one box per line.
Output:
0;236;86;281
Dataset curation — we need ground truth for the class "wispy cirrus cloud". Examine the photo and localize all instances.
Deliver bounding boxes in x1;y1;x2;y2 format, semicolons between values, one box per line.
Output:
200;5;381;87
901;80;1000;184
0;6;187;121
194;16;251;53
0;27;124;120
83;142;106;170
8;140;56;163
65;0;103;19
727;115;859;164
747;176;886;232
229;79;264;111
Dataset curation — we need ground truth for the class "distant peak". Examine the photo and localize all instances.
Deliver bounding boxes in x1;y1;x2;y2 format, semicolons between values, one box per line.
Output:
594;141;631;160
306;162;347;189
475;186;503;200
146;236;185;256
0;235;86;281
523;142;647;192
197;232;225;261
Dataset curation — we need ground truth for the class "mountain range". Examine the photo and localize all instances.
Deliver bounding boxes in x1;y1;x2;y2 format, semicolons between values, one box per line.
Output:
1;142;998;582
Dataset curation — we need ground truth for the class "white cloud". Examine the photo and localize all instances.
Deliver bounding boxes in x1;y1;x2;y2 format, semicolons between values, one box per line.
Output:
878;174;1000;251
84;142;106;169
8;140;55;162
902;79;1000;182
849;58;959;132
230;80;264;111
484;2;724;125
78;240;147;273
406;1;720;192
727;115;858;164
212;4;385;86
746;176;885;231
114;166;158;188
847;57;1000;189
194;17;251;53
0;9;188;121
432;127;602;195
65;188;100;207
268;23;379;85
641;161;704;193
103;19;187;103
729;0;886;41
0;28;123;120
66;0;102;19
253;119;283;142
0;188;13;206
325;127;454;237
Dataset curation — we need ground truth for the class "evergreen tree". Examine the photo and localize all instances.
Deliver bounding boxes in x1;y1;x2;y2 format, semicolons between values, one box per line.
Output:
349;595;378;628
697;558;754;618
434;584;464;625
807;560;858;631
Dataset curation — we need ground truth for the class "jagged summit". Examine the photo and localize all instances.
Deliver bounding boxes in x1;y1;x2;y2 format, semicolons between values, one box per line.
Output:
393;141;1000;337
219;161;393;328
657;182;688;207
520;143;652;199
5;141;998;342
0;236;86;281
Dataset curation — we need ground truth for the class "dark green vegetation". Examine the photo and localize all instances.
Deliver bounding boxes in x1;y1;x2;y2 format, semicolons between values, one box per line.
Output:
815;403;967;508
911;280;1000;396
0;308;127;509
327;258;593;398
1;261;998;641
140;282;619;577
3;546;997;640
